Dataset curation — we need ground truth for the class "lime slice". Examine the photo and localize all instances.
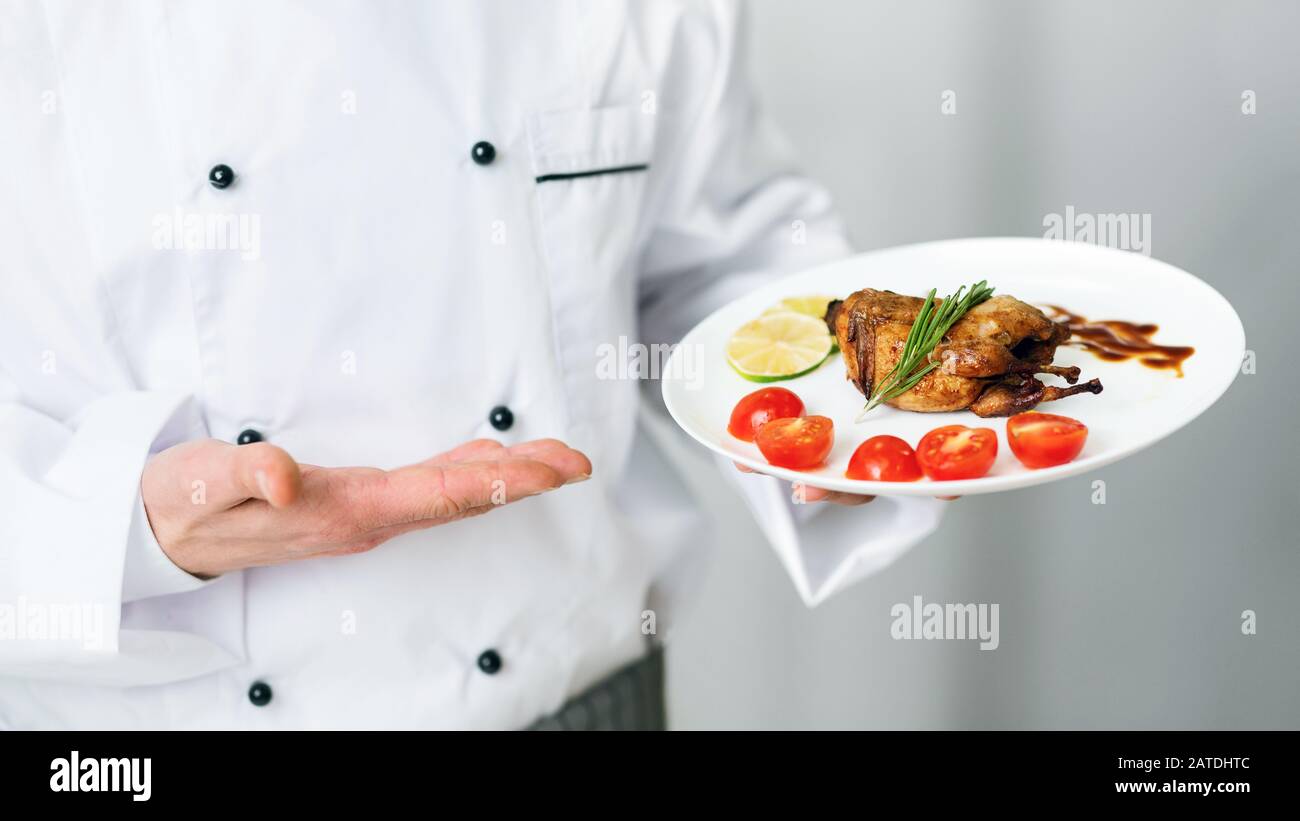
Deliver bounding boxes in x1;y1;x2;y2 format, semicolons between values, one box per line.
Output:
762;295;837;320
726;312;834;382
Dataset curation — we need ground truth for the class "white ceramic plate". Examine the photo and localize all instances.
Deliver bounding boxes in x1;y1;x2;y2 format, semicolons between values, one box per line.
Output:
662;237;1244;496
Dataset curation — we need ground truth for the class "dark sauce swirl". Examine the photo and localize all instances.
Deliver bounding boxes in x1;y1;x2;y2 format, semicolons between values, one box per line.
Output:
1043;305;1194;377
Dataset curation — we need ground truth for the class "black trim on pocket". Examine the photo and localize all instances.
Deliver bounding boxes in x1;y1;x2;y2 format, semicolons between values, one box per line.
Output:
535;163;649;183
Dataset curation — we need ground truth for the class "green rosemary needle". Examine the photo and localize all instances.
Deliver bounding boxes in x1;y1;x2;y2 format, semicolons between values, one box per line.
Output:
857;280;995;420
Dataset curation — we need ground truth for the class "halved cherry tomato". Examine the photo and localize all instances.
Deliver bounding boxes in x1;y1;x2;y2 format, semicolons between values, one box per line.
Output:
1006;412;1088;469
916;425;998;481
755;415;834;470
845;435;922;482
727;387;805;442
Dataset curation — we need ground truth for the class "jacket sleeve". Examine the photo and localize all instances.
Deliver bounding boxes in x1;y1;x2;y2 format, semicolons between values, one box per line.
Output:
637;0;945;606
0;3;244;686
0;384;245;685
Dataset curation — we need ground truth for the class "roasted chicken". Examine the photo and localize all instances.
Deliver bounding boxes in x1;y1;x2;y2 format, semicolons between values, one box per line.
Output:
825;289;1102;417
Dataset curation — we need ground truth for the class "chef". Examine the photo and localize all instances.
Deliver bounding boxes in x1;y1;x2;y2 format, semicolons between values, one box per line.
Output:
0;0;943;729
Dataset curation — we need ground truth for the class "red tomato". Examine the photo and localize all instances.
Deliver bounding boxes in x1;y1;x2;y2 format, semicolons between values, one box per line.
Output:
916;425;998;481
1006;412;1088;469
845;435;923;482
755;416;834;470
727;387;805;442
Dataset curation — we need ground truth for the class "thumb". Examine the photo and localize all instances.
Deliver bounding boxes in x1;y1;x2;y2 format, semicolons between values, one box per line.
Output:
230;442;302;509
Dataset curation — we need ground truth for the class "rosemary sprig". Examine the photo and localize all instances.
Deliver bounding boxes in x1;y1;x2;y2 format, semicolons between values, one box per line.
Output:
857;280;995;420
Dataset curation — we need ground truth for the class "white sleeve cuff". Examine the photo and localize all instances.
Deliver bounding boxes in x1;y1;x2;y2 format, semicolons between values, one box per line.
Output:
122;490;214;603
119;393;214;603
716;455;945;607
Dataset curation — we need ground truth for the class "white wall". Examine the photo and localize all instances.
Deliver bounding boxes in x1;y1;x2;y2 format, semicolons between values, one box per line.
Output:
665;0;1300;729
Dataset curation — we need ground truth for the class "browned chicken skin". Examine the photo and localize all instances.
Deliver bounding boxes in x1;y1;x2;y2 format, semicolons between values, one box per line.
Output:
824;289;1102;417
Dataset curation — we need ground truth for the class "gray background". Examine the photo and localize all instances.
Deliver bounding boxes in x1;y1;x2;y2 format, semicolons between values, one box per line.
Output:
663;0;1300;729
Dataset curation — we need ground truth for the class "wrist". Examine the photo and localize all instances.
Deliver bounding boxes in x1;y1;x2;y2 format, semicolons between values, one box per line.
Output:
124;490;217;601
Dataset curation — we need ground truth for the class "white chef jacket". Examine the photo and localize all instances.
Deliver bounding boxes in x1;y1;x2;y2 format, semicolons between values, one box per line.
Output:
0;0;943;729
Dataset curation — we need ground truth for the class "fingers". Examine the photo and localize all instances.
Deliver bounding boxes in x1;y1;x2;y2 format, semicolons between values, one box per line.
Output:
317;504;497;558
425;438;593;480
502;439;592;479
822;492;875;506
734;462;940;507
798;484;875;506
231;442;303;509
377;460;556;525
425;438;507;465
735;464;872;506
368;442;592;528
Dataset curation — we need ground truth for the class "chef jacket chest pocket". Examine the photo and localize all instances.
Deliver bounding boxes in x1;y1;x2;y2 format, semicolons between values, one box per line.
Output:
527;105;655;432
528;104;654;305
